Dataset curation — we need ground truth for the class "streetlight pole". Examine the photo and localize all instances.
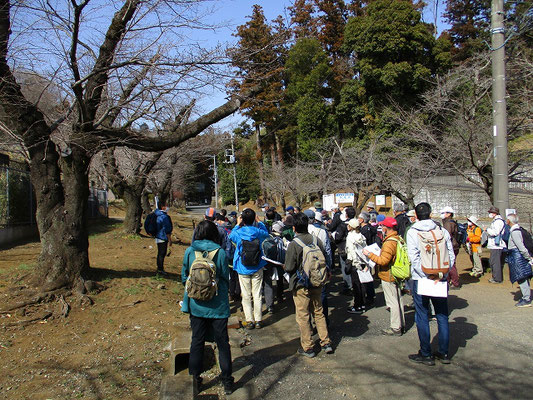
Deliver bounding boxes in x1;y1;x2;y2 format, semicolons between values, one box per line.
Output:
213;155;218;209
231;136;239;212
491;0;509;211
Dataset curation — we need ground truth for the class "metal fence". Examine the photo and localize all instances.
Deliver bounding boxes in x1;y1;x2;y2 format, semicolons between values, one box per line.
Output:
0;166;35;227
0;166;109;228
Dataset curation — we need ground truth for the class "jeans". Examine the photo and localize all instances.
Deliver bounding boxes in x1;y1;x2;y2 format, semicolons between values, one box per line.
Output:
321;284;329;325
156;241;168;271
518;278;531;302
238;269;264;323
412;280;449;356
189;315;233;384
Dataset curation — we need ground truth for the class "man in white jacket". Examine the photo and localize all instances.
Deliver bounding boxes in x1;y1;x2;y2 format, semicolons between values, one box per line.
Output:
486;206;507;283
406;202;455;366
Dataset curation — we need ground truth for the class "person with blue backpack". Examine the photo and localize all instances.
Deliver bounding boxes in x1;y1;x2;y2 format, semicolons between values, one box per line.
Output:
486;206;509;284
147;202;173;277
229;208;270;329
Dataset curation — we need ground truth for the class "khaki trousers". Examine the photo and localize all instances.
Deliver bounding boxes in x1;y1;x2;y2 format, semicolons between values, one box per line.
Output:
293;287;330;351
239;269;264;323
382;280;405;330
471;249;483;275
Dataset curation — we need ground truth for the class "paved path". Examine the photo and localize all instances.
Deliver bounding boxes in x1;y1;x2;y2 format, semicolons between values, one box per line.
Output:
224;258;533;400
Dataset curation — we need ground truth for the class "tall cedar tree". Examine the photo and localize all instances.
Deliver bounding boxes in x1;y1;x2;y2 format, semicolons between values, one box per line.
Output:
443;0;491;61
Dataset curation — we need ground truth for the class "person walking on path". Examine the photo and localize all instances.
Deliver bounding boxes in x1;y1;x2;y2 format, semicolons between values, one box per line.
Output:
181;220;234;395
363;217;405;336
285;212;333;358
441;207;461;288
486;206;507;283
154;202;172;277
506;214;533;307
229;208;269;329
466;216;483;277
406;202;455;366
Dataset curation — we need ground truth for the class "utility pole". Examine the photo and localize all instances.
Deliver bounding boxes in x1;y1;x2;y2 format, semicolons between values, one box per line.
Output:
231;136;239;212
213;155;218;209
491;0;509;211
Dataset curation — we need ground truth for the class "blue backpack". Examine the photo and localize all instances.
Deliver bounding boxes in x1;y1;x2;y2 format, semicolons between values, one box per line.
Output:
495;218;511;246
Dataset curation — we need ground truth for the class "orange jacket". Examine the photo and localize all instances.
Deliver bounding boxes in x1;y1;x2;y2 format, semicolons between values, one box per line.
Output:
468;225;482;253
368;232;398;282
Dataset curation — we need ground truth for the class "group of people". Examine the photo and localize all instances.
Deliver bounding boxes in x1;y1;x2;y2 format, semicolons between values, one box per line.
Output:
149;198;532;394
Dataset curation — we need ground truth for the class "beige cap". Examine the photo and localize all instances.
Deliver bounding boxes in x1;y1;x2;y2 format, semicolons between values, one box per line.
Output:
347;219;360;229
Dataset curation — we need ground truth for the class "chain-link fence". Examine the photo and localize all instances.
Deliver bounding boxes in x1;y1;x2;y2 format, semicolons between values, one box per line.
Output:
0;166;35;227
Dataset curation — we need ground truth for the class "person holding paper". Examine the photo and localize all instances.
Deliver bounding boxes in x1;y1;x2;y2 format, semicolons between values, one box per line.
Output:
406;202;455;366
345;219;368;314
362;217;405;336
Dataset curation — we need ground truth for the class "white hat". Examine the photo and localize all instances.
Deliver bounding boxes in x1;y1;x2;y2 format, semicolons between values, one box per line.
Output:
314;212;322;221
467;216;479;226
347;219;360;229
367;201;375;208
406;210;416;218
440;206;454;214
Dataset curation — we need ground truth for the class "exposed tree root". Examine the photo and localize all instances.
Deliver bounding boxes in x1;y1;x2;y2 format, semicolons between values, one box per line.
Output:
1;311;53;328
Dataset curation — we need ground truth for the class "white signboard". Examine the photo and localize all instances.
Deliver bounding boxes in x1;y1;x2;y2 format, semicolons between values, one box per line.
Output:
335;192;354;204
376;195;386;206
322;194;337;212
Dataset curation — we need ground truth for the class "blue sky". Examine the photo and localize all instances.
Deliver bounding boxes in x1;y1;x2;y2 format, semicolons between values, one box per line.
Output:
194;0;450;131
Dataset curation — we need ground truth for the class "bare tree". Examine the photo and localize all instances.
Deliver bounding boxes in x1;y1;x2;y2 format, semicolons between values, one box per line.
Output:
392;53;533;203
0;0;260;292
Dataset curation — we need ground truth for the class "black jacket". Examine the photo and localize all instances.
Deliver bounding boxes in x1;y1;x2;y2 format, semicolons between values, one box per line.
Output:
395;213;411;238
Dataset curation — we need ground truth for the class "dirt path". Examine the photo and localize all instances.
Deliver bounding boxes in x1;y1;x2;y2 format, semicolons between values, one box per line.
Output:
1;213;532;400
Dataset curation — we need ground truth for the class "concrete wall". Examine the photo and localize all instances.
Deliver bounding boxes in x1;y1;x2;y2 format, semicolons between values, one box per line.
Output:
0;224;39;247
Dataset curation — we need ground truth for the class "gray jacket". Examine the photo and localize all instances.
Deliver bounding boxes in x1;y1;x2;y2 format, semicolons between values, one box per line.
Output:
508;224;532;262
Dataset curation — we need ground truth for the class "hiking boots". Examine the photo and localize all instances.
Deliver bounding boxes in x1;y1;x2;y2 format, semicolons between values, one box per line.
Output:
223;380;233;395
322;344;334;354
243;321;255;330
255;321;263;329
434;352;451;364
156;270;169;277
297;347;316;358
515;299;532;308
347;306;365;314
408;351;435;366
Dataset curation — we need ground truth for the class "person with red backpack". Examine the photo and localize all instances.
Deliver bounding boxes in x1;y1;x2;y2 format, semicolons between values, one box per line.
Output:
406;202;455;365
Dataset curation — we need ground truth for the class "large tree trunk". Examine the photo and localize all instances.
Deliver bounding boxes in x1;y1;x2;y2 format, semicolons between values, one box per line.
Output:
123;187;144;234
255;123;267;201
32;147;90;291
141;190;152;215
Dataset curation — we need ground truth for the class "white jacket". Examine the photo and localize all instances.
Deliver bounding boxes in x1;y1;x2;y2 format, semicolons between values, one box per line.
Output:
346;230;368;270
486;216;506;250
406;219;456;280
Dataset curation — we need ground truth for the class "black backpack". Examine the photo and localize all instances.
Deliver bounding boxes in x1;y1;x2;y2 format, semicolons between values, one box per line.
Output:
144;212;158;236
241;238;261;266
519;227;533;258
457;222;468;245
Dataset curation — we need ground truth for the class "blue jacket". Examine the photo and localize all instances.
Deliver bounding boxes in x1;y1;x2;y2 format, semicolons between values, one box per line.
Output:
155;209;172;241
181;240;230;319
229;222;269;275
